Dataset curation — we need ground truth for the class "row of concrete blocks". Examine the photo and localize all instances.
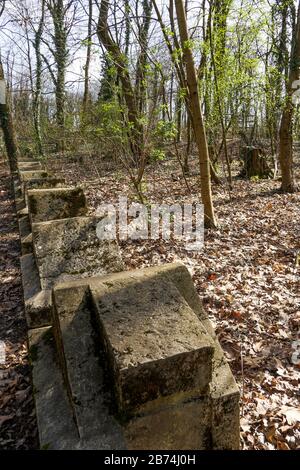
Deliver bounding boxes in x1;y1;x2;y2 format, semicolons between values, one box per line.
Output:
13;160;240;450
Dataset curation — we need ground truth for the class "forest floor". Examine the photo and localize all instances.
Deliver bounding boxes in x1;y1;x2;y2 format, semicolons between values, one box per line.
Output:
51;152;300;450
0;152;299;450
0;162;38;449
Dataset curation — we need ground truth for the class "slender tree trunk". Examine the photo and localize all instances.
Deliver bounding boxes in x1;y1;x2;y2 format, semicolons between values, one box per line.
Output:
184;114;191;174
135;1;152;116
0;60;19;173
83;0;93;114
279;0;300;192
174;0;217;228
176;90;182;143
33;0;45;157
97;0;143;166
47;0;68;151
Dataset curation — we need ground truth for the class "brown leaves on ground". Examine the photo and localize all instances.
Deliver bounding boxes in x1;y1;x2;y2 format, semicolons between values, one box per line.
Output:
0;162;38;450
50;153;300;450
1;153;299;450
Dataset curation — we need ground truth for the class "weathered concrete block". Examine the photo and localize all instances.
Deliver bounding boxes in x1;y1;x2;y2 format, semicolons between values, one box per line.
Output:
25;177;66;192
17;206;29;218
29;323;126;449
124;397;211;450
19;215;30;239
90;275;214;415
20;254;52;328
28;327;82;450
18;161;43;171
21;233;33;255
28;187;87;223
28;263;239;449
209;346;240;449
51;285;126;445
32;217;124;290
15;196;26;213
20;170;49;182
13;179;22;199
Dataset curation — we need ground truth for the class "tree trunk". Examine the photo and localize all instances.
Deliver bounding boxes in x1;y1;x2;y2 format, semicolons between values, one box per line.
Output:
240;146;272;179
97;0;143;165
47;0;68;152
174;0;217;228
0;60;19;173
33;0;45;157
83;0;93;114
278;0;300;192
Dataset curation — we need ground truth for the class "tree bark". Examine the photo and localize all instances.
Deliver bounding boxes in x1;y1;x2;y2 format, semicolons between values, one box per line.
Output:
47;0;69;151
83;0;93;114
33;0;45;157
0;60;20;173
279;0;300;192
174;0;217;228
97;0;143;165
279;1;300;193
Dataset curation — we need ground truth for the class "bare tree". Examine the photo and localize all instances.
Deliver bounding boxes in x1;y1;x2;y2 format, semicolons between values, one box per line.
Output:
97;0;145;179
33;0;46;156
0;2;20;172
278;0;300;192
45;0;76;150
153;0;217;227
83;0;93;113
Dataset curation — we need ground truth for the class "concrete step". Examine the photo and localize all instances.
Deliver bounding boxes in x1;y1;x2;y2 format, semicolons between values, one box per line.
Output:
20;253;52;328
21;233;33;255
27;187;87;223
32;216;124;291
37;264;240;450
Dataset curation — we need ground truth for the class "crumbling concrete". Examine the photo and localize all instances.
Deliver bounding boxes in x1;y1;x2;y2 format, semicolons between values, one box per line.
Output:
28;187;87;223
20;170;49;182
27;264;240;450
18;161;43;171
15;155;240;450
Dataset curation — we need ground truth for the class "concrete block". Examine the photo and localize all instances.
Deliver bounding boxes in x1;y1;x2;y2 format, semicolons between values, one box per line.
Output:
90;274;214;415
28;187;87;223
32;216;124;290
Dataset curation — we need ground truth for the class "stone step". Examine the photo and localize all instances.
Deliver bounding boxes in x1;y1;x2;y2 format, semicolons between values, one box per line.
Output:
28;327;80;449
32;216;124;290
29;323;126;449
20;254;52;328
24;177;66;193
18;161;43;171
45;264;239;450
22;217;123;328
18;215;31;239
21;233;33;255
90;274;214;416
17;155;38;162
27;187;87;223
20;170;49;182
17;206;28;218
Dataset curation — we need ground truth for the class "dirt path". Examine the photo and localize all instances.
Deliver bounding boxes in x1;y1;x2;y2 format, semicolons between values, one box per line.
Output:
0;162;38;449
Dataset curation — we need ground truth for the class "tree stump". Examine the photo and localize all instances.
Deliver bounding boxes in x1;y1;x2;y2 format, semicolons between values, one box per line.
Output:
239;146;272;179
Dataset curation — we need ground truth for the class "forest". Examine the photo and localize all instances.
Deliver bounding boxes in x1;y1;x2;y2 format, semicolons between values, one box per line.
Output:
0;0;299;452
